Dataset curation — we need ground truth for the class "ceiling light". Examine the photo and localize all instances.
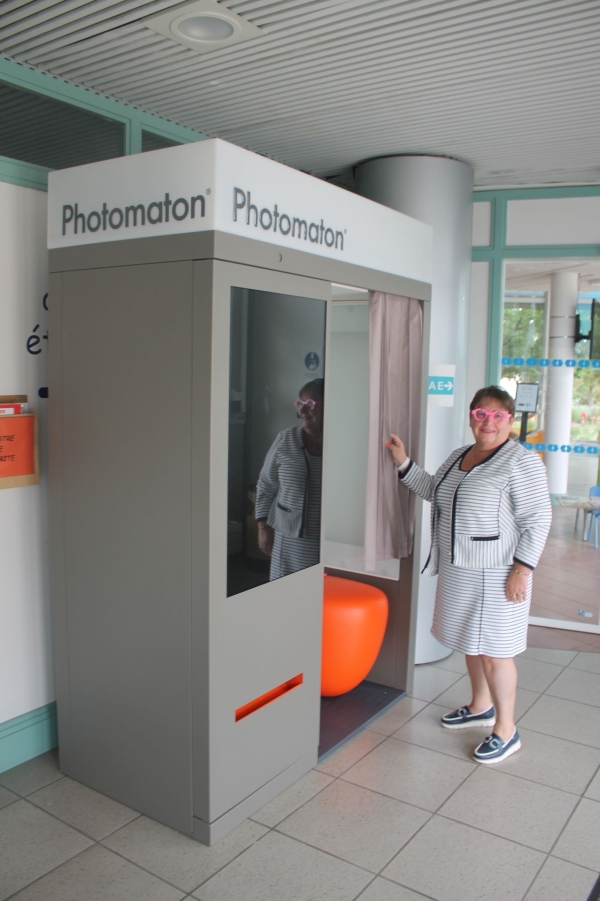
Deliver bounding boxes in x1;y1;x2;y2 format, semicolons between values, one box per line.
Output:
176;16;234;42
144;0;263;53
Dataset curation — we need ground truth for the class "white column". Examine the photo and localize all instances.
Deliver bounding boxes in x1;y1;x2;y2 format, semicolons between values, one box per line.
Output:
544;272;577;494
355;155;473;663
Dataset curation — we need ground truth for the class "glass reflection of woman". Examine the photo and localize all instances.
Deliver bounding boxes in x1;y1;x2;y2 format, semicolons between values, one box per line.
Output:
255;379;324;580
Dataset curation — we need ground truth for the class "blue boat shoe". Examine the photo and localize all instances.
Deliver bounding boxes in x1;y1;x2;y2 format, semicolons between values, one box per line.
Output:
473;730;521;764
441;705;496;730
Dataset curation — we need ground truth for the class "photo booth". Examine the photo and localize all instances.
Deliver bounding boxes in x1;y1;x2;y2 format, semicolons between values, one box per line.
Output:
47;138;432;844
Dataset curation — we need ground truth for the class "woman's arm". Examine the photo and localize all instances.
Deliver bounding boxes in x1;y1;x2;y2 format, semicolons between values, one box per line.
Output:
387;433;435;501
509;451;552;571
255;433;283;522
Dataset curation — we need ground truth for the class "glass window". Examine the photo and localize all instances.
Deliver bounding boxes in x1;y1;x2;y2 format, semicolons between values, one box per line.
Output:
502;263;600;631
0;80;124;169
227;287;327;597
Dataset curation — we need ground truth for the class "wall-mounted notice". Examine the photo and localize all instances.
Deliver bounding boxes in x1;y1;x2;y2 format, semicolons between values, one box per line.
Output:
302;346;324;379
0;413;39;489
428;364;456;407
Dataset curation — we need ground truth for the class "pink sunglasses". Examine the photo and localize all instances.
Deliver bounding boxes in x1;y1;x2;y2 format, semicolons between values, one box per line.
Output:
294;398;323;411
471;407;512;424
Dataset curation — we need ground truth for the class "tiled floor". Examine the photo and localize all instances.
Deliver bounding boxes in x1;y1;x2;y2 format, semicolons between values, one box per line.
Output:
2;648;600;901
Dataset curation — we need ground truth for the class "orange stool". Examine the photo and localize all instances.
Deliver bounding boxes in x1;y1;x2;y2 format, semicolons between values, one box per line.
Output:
321;575;389;697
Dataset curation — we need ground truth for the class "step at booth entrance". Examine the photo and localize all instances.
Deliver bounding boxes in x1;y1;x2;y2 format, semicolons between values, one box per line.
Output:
47;138;432;845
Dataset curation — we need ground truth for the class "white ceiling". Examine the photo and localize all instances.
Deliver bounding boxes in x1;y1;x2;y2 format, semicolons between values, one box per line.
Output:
505;259;600;292
2;0;600;188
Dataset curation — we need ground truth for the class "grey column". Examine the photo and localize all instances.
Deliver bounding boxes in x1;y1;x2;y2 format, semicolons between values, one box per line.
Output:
356;155;474;663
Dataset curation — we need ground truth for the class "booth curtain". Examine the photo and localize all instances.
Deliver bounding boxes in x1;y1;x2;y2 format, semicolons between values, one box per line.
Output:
365;292;423;569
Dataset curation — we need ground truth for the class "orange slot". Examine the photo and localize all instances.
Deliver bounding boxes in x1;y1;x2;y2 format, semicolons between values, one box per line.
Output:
235;674;303;722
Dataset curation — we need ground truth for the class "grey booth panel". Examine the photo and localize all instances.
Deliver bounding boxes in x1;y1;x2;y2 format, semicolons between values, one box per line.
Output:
191;260;328;825
195;570;323;824
51;261;194;834
49;231;431;306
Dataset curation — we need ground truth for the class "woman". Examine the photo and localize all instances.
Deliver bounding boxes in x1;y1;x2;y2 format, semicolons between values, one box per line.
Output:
387;386;551;764
255;379;324;580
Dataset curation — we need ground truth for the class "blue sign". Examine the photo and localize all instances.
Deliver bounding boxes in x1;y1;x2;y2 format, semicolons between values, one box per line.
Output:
428;377;455;395
539;358;550;367
552;358;563;367
579;360;590;368
526;357;538;367
523;442;600;455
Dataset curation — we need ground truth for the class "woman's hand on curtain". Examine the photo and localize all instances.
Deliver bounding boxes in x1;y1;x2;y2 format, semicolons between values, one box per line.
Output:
386;434;408;467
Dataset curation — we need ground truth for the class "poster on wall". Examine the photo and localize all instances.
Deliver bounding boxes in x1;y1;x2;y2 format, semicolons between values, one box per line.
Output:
0;412;39;489
0;180;52;725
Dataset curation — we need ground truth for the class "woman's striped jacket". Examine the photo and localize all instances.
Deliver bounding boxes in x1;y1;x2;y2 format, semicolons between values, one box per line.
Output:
399;439;552;576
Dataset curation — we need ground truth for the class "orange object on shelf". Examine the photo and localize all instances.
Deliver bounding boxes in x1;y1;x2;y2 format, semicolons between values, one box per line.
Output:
0;413;39;489
321;575;389;697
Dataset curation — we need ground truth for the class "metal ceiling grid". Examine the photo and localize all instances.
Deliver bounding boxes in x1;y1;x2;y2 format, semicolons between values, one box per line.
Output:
1;0;599;186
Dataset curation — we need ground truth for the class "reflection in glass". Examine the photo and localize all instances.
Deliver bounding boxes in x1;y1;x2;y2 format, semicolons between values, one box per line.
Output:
227;288;327;597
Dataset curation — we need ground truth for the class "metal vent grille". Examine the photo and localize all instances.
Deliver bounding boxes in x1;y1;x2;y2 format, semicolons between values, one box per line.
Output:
142;130;181;153
0;79;124;170
1;0;600;186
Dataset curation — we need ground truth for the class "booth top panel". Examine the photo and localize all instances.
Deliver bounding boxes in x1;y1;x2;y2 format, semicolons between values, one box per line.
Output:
48;138;432;284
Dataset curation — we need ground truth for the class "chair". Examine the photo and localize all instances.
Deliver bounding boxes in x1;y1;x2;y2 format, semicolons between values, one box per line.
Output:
584;486;600;550
321;575;388;697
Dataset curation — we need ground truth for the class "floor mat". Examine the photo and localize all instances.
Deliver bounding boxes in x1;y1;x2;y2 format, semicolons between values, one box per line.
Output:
318;680;405;758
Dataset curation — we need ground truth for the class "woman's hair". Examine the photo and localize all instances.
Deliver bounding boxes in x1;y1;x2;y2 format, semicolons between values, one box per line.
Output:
470;385;515;417
300;378;324;401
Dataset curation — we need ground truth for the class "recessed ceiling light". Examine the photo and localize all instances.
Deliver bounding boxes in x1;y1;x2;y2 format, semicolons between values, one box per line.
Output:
144;0;263;53
176;15;235;42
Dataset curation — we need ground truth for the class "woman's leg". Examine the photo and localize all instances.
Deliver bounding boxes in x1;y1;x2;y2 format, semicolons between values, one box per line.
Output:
479;655;518;742
465;654;493;713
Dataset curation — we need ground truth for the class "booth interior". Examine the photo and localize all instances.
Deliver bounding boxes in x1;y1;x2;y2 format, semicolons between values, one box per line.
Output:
47;139;433;844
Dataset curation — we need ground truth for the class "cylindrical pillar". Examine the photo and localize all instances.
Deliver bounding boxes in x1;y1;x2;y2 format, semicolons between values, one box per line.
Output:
355;155;473;663
545;271;577;493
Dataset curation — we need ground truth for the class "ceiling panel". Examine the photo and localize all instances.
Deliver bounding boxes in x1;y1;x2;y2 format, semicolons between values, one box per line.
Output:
1;0;599;187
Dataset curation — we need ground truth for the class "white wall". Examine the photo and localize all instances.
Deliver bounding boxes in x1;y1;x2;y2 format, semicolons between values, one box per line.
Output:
465;261;491;439
0;182;52;723
472;201;492;247
507;196;600;245
324;304;370;547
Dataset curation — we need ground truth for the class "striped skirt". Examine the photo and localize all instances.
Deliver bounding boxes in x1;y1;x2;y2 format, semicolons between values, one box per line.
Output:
432;558;531;658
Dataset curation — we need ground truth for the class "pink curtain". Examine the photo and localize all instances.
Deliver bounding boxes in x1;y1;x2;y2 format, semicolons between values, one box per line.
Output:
365;292;422;569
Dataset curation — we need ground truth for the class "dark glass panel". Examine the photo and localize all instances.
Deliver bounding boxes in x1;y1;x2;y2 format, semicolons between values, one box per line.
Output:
0;80;124;169
227;287;326;597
